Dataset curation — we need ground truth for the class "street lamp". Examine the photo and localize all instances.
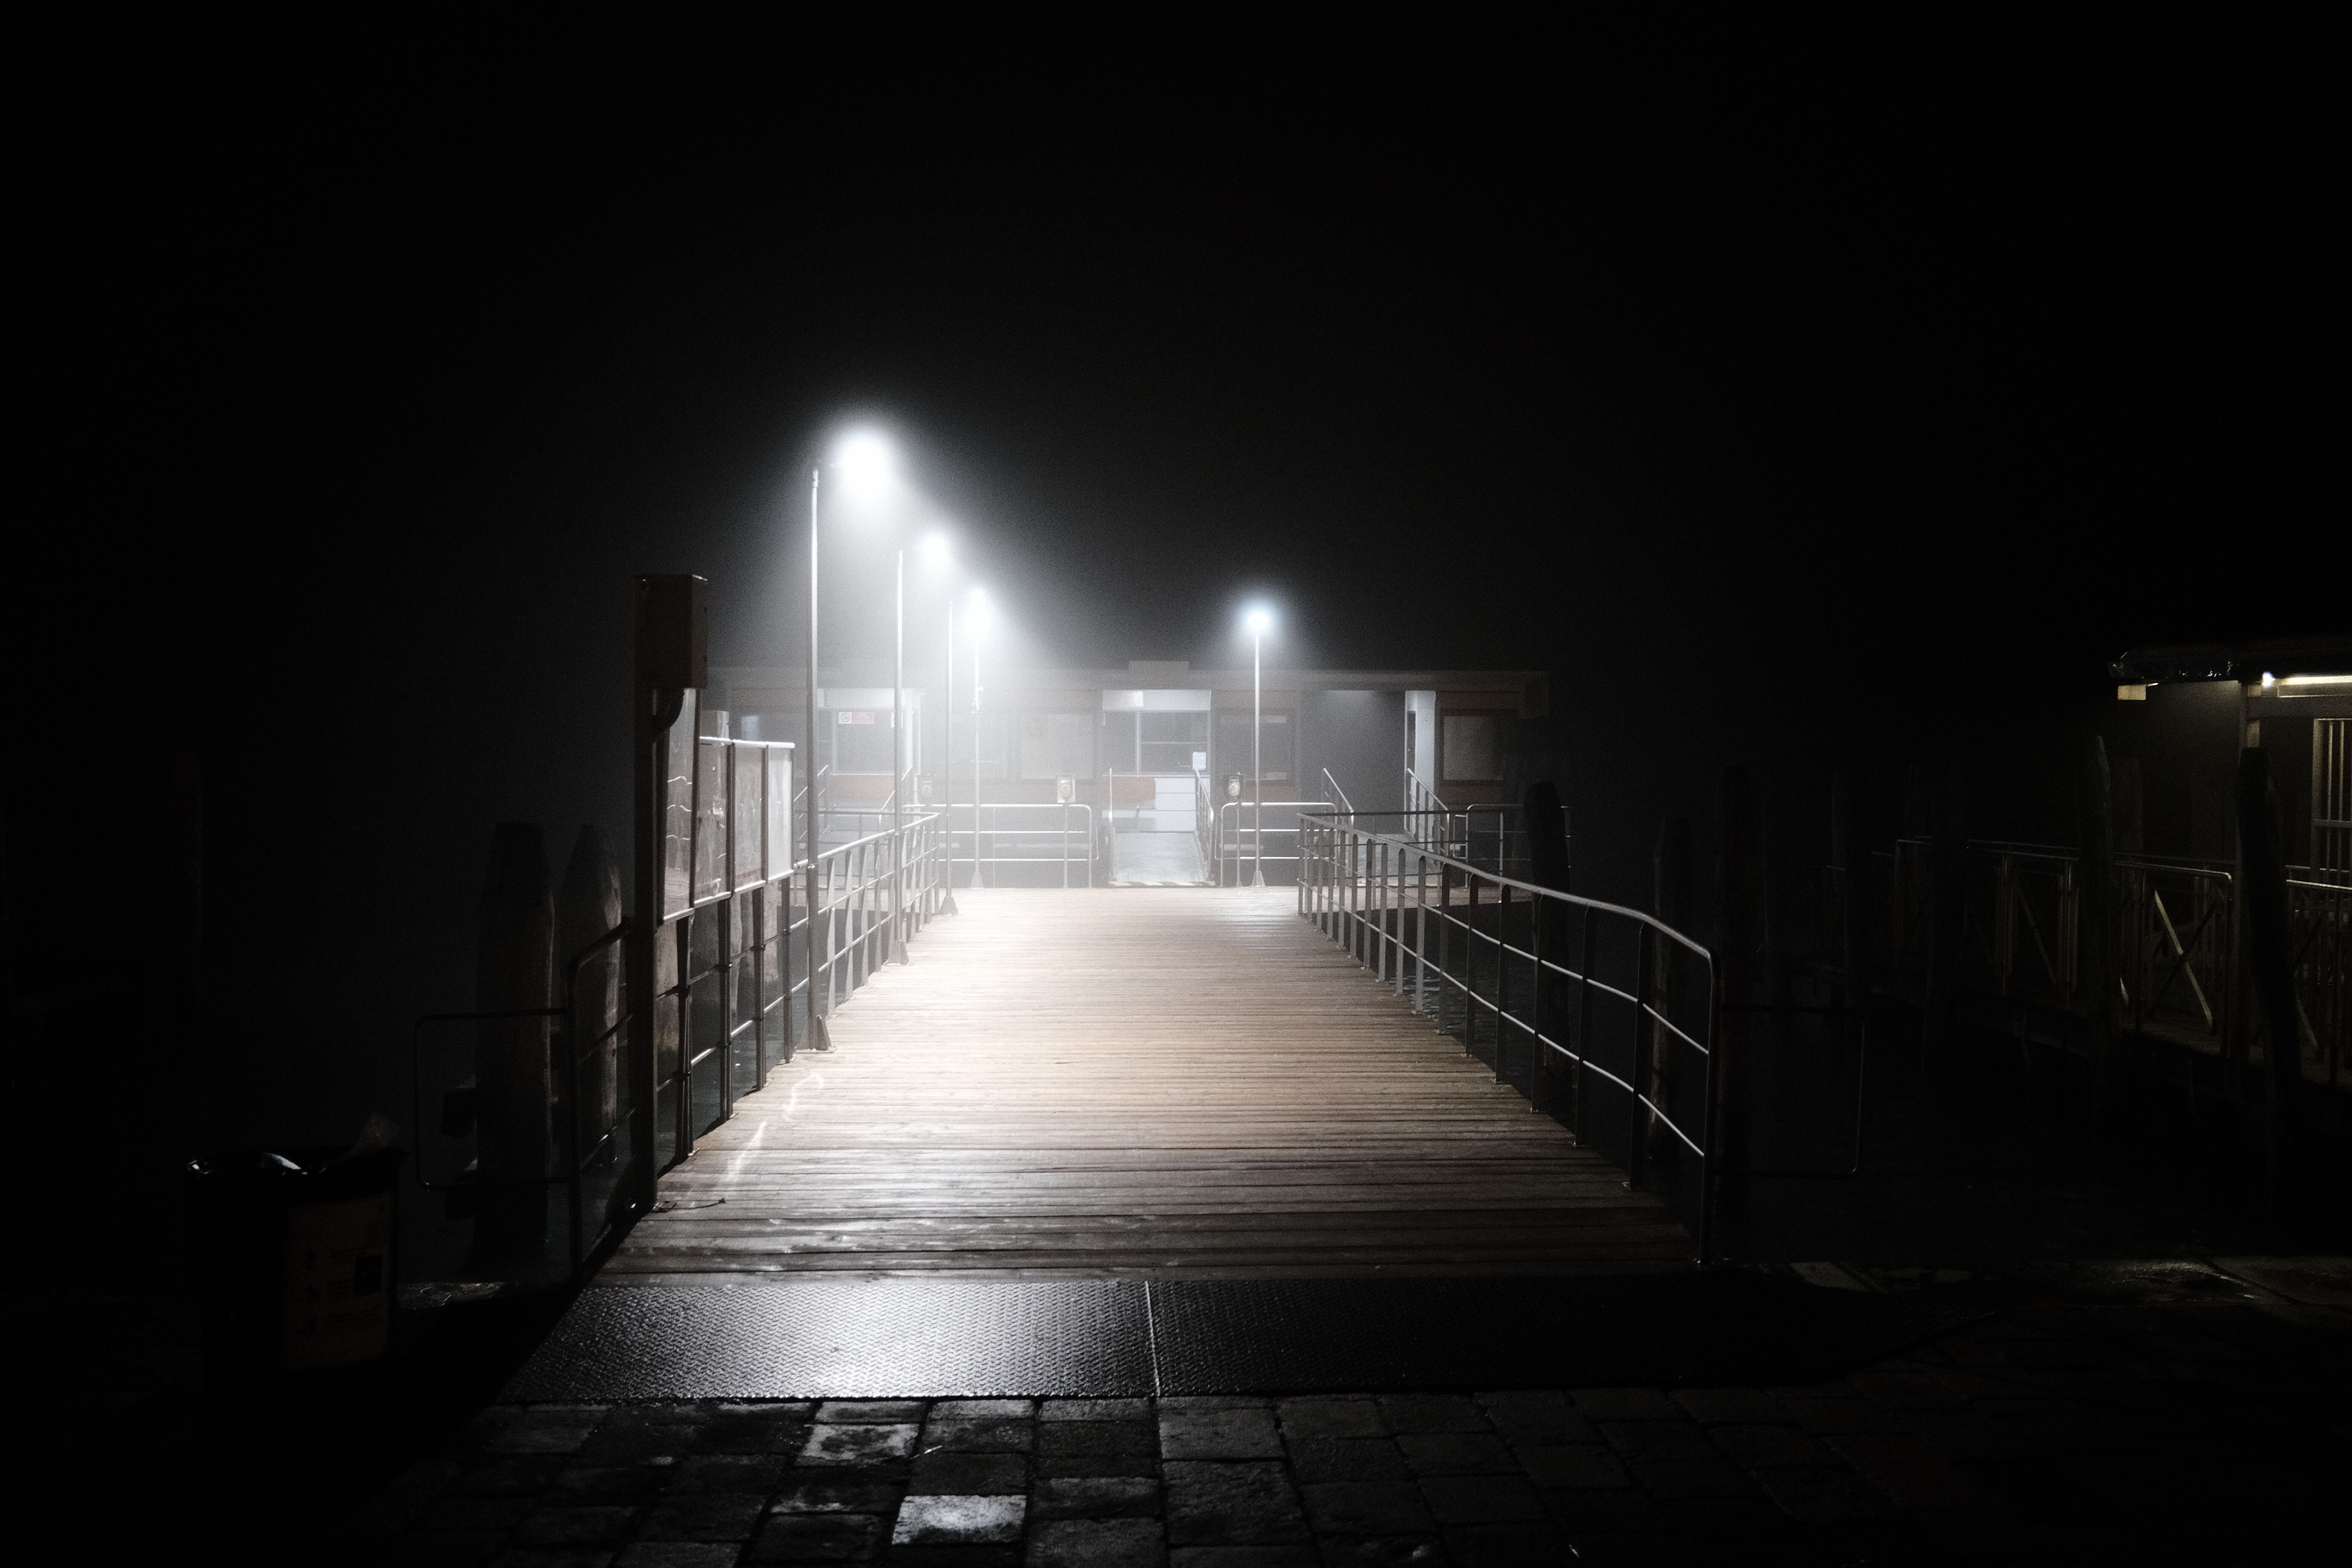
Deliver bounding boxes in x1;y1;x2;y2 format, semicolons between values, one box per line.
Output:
889;537;908;964
1243;605;1274;886
804;427;910;1046
823;427;914;964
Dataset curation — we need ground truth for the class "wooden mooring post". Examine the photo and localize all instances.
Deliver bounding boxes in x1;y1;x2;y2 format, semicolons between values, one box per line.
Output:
2078;736;2121;1126
631;574;706;1211
2234;746;2300;1206
1830;770;1872;995
559;825;623;1230
1925;768;1968;1062
1525;781;1571;1115
1651;815;1692;1164
1711;770;1761;1262
475;822;553;1272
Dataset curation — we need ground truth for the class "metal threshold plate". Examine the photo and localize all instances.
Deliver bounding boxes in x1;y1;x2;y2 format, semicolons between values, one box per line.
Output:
504;1274;1987;1402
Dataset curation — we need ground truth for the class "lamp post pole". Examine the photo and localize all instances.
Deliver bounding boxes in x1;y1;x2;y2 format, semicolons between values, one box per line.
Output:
890;548;908;962
940;592;958;916
804;468;831;1050
972;608;985;888
1251;625;1265;887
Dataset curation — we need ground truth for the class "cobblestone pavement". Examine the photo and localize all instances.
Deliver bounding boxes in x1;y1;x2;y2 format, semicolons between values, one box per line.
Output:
348;1264;2350;1567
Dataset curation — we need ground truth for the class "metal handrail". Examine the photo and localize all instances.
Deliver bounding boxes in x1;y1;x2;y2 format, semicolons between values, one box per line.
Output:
1212;798;1306;885
1321;768;1355;814
1406;766;1449;815
933;802;1096;888
1297;813;1722;1263
1305;806;1531;875
1861;833;2347;1085
408;921;637;1285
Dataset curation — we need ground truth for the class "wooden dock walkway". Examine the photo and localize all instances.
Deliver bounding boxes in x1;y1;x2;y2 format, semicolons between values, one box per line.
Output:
602;887;1690;1283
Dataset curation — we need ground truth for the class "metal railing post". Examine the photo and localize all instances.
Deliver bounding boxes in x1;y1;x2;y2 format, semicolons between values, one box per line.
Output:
1463;868;1481;1063
1573;908;1595;1146
1628;923;1654;1191
1527;894;1545;1111
1415;850;1429;1013
1494;879;1510;1085
1435;859;1451;1029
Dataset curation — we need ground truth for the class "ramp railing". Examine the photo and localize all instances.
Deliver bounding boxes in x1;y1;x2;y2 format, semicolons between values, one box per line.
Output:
1194;766;1219;878
1300;812;1722;1262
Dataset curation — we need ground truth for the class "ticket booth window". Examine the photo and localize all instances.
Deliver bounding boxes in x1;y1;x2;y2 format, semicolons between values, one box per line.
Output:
1441;714;1503;784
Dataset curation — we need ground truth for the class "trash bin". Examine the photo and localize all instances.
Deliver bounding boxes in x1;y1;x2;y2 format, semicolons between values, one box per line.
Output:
186;1144;406;1381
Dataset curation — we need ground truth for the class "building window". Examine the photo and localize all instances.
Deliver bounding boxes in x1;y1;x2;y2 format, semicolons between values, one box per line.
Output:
831;710;905;773
1441;714;1503;783
1215;708;1292;784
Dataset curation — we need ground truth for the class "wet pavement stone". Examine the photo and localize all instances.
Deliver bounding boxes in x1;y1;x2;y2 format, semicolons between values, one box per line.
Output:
1027;1516;1167;1565
340;1265;2352;1564
1285;1437;1412;1485
801;1424;922;1468
1030;1476;1159;1519
1392;1432;1516;1477
1160;1402;1285;1460
907;1451;1028;1496
1274;1398;1386;1441
1163;1460;1311;1545
1035;1419;1159;1479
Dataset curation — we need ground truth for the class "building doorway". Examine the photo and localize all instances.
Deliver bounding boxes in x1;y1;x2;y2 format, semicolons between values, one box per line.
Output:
1103;689;1211;885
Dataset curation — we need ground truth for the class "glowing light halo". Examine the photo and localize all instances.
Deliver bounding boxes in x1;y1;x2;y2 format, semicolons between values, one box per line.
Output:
834;427;897;497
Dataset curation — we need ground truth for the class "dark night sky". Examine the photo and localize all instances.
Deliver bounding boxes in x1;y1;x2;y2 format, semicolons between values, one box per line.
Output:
9;25;2338;1162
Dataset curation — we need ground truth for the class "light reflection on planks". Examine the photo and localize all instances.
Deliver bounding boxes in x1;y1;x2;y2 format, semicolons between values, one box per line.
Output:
603;887;1690;1283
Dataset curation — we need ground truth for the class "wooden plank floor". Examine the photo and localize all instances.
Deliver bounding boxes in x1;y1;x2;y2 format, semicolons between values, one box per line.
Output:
603;887;1691;1283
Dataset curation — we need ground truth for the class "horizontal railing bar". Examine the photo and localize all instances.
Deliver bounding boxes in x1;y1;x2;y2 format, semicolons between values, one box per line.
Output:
1541;1038;1636;1094
1638;1095;1709;1159
1305;817;1713;963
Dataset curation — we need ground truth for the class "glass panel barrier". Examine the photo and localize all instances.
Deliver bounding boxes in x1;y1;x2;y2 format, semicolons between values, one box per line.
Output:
765;748;792;880
663;689;697;918
733;744;763;891
694;737;727;903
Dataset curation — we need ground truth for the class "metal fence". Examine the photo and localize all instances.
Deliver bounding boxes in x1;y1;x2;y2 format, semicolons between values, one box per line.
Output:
1298;812;1722;1262
1867;838;2349;1085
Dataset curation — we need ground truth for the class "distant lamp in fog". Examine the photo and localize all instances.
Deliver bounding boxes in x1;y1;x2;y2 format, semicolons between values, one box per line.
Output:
836;429;896;495
1244;606;1273;635
922;531;951;568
